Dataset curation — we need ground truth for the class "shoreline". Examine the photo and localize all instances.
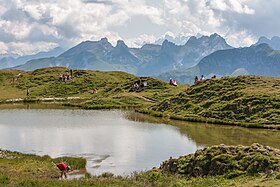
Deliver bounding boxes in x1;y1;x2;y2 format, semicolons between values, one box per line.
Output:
136;109;280;130
0;99;279;130
1;145;280;186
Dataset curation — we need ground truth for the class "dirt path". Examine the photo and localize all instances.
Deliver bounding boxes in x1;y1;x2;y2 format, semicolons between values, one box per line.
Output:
122;93;156;103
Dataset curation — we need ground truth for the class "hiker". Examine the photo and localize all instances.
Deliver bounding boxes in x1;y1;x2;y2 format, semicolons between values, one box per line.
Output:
70;69;73;77
136;81;144;92
56;162;71;179
59;74;63;82
139;81;144;90
201;75;205;81
26;88;30;96
133;82;139;92
194;76;198;83
169;78;177;86
92;88;97;94
169;78;174;85
62;74;66;82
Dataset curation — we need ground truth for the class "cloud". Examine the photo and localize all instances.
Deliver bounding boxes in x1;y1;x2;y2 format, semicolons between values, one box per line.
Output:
0;42;8;54
0;0;278;55
209;0;255;14
7;42;58;56
82;0;114;5
225;30;256;47
125;34;157;47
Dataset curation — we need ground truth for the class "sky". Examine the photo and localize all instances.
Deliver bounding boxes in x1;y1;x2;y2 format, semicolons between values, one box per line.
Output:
0;0;280;56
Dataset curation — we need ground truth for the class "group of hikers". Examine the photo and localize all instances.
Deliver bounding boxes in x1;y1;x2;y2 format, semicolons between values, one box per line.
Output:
131;80;146;92
194;75;216;84
194;75;205;83
58;69;73;82
169;75;217;86
59;73;71;82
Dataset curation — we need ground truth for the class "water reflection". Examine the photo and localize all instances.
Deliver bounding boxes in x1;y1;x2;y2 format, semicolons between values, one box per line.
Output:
0;105;279;176
125;111;280;149
0;108;198;175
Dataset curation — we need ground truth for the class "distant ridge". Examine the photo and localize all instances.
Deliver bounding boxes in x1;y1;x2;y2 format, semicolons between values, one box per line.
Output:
255;36;280;50
157;43;280;84
13;34;232;75
0;47;65;69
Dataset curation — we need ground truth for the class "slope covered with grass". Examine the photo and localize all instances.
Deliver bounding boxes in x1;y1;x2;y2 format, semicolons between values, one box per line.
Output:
160;143;280;178
0;67;185;108
149;76;280;126
0;149;86;181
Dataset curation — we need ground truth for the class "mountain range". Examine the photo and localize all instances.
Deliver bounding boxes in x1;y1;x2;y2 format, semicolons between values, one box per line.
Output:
12;34;232;76
157;43;280;84
256;36;280;50
1;33;280;85
0;47;65;69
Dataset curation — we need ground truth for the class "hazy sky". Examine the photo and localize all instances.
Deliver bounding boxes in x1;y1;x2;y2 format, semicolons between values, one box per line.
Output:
0;0;279;55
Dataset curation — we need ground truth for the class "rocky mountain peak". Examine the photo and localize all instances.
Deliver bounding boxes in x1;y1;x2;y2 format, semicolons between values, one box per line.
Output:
185;36;197;45
116;40;128;48
185;33;230;49
257;36;269;43
98;37;113;50
100;37;108;42
209;33;220;39
161;39;177;51
255;36;280;50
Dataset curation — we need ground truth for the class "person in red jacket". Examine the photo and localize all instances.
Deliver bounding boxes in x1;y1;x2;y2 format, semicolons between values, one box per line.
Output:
56;162;71;179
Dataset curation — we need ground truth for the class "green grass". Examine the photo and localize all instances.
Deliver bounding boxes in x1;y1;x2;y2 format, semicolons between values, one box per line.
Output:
0;67;185;108
148;76;280;128
160;143;280;177
1;68;280;129
1;146;280;186
0;149;86;181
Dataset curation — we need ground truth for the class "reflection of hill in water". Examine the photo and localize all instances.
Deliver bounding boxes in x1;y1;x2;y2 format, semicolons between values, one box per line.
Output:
170;121;280;149
125;112;280;149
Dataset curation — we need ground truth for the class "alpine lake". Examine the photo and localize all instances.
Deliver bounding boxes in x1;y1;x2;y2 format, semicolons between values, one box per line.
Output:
0;103;279;176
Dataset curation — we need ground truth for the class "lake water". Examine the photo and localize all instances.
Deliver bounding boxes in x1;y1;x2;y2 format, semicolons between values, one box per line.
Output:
0;104;279;176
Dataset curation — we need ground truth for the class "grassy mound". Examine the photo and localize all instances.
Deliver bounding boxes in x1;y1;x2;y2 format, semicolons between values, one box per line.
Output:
160;144;280;177
149;76;280;126
0;67;185;108
160;143;280;178
0;149;86;180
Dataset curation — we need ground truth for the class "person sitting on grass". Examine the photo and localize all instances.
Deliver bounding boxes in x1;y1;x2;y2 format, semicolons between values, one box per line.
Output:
169;78;177;86
56;162;71;179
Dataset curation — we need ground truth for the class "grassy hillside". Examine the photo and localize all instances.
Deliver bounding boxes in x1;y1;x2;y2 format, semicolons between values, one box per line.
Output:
1;67;279;128
147;76;280;127
160;144;280;182
1;146;280;187
0;67;185;108
0;149;86;182
160;143;280;177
